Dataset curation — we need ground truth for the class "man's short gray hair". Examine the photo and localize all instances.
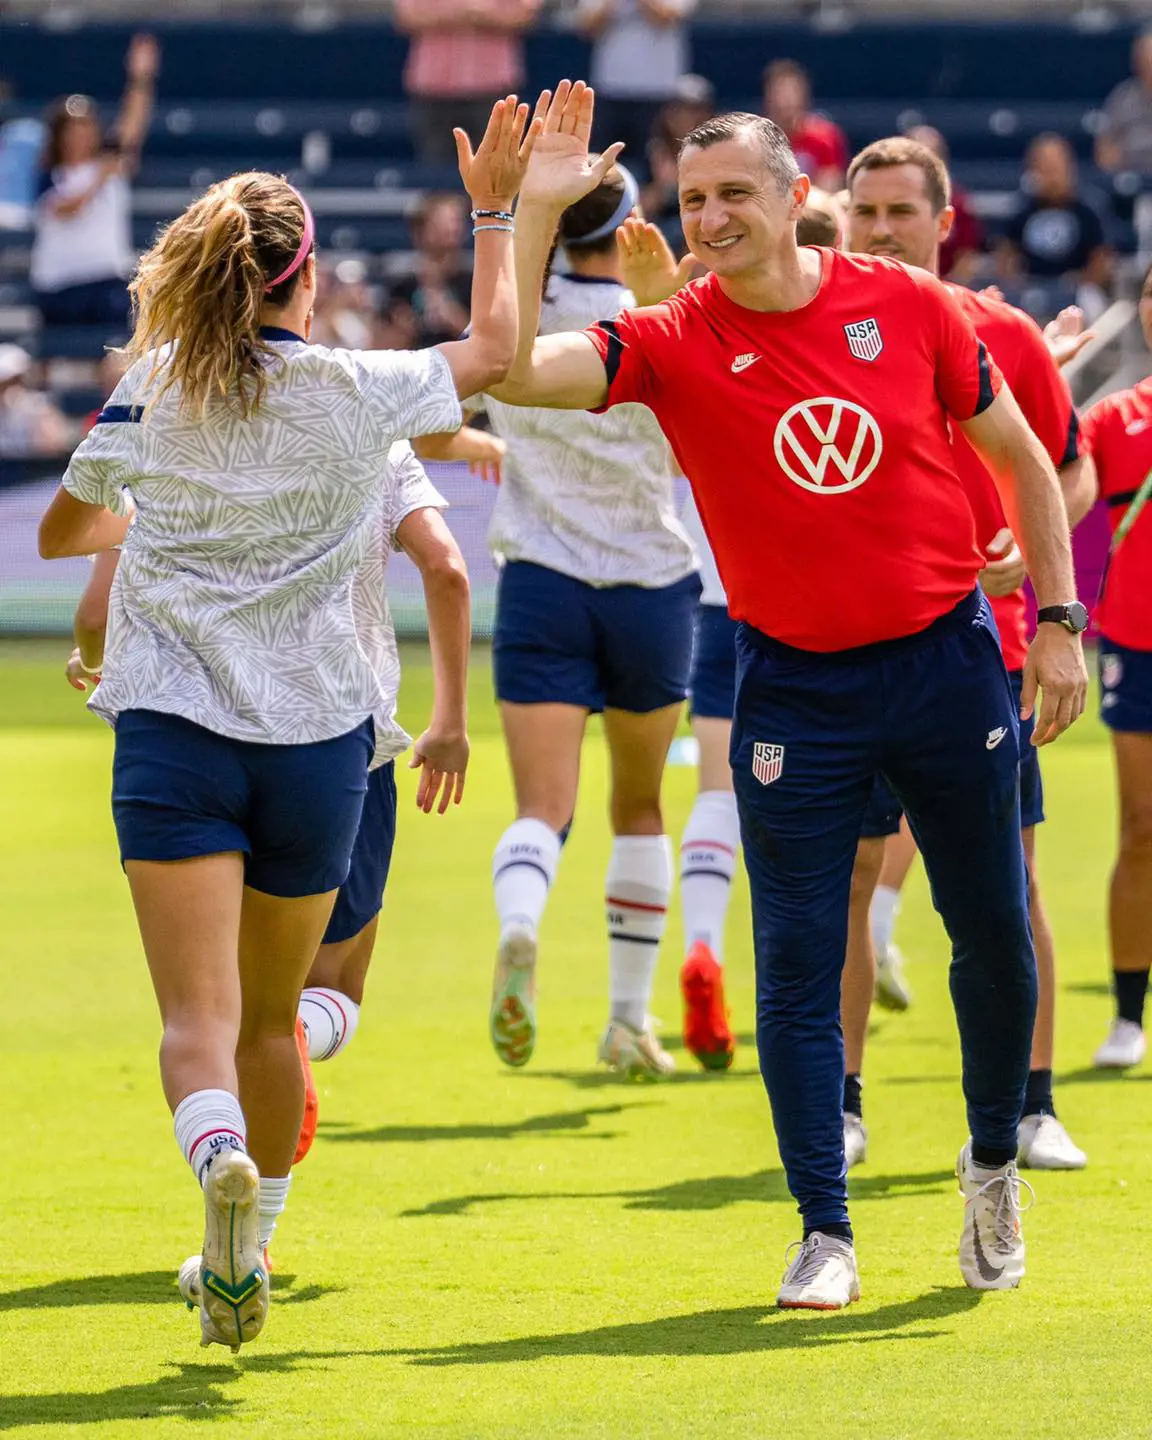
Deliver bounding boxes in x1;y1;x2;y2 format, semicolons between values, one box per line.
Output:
680;112;800;193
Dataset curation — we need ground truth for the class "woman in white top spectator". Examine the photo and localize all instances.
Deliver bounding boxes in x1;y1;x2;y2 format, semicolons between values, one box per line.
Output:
37;95;537;1354
31;33;160;333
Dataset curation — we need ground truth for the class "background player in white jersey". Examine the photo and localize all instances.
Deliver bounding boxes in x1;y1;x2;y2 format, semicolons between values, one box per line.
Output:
478;163;701;1080
36;99;536;1352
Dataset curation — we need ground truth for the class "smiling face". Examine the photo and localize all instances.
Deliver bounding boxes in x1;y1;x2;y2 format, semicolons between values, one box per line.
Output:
678;133;808;279
846;162;953;273
1140;263;1152;351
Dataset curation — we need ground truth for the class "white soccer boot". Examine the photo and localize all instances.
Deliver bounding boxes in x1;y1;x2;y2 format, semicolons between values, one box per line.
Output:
489;924;538;1068
1017;1114;1087;1170
843;1112;868;1170
178;1254;202;1308
597;1017;675;1080
198;1149;268;1352
957;1141;1033;1291
1093;1018;1146;1069
874;943;913;1011
777;1233;860;1310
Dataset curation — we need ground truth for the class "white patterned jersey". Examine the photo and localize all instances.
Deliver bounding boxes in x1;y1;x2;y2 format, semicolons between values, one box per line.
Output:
355;441;446;768
680;488;727;608
479;273;696;588
62;334;461;744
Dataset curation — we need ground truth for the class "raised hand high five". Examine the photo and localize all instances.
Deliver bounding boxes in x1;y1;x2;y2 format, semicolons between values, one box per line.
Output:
454;95;542;212
520;80;625;213
617;217;696;307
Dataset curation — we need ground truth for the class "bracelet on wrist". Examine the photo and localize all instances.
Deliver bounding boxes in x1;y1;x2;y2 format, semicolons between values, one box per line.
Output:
78;656;103;676
471;208;514;222
473;222;515;236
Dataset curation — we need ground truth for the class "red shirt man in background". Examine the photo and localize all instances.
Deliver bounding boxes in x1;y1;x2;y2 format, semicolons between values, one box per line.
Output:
763;59;848;192
493;83;1086;1310
843;136;1097;1175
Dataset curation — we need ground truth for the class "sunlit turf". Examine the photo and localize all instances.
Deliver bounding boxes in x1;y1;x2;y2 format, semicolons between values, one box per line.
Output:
0;638;1141;1439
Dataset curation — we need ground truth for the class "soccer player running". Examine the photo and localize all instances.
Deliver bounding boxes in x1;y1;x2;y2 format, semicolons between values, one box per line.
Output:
1077;258;1152;1070
840;137;1097;1173
492;83;1088;1308
38;98;537;1351
480;162;700;1080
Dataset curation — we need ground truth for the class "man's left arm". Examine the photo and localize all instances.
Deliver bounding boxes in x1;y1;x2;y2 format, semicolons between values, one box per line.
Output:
960;387;1088;744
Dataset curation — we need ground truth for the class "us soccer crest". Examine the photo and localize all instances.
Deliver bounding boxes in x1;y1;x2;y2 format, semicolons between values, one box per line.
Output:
752;742;785;786
1101;653;1124;690
844;318;883;362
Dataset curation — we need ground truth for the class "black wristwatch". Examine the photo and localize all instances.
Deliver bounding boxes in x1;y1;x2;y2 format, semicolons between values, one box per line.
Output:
1036;601;1089;634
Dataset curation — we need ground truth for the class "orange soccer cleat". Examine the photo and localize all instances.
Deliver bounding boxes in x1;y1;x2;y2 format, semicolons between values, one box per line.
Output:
293;1016;319;1165
680;941;735;1070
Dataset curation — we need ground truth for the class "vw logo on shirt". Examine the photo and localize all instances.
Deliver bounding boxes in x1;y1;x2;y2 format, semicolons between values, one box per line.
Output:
773;397;884;494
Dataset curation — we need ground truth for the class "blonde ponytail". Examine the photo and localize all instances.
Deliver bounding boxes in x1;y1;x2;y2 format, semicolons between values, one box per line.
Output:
127;172;312;419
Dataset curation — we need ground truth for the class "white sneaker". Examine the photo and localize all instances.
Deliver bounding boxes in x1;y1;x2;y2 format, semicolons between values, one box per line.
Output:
1017;1113;1087;1170
1093;1018;1146;1069
874;944;912;1011
198;1150;268;1352
598;1018;675;1080
957;1142;1033;1291
843;1112;868;1169
178;1254;202;1308
777;1233;860;1310
489;924;537;1068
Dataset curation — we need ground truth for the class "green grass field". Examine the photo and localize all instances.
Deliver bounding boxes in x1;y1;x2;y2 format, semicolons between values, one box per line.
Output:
0;637;1142;1439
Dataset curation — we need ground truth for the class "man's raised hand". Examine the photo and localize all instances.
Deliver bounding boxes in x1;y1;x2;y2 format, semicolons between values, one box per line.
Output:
520;81;625;213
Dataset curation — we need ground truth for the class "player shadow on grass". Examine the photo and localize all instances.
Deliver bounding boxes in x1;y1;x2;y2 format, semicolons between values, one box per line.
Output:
0;1271;335;1313
399;1167;954;1218
323;1101;649;1145
514;1065;763;1089
0;1350;371;1430
392;1287;983;1367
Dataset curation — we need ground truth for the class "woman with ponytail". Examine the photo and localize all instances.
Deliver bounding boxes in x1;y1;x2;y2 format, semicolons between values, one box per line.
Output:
476;83;699;1084
37;95;539;1354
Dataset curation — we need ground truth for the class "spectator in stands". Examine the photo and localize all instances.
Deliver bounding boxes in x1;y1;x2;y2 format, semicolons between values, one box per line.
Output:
394;0;540;167
0;344;69;457
1096;27;1152;176
577;0;698;171
30;33;159;332
907;125;985;281
389;193;472;347
310;259;375;351
762;59;848;192
641;74;714;244
999;133;1112;314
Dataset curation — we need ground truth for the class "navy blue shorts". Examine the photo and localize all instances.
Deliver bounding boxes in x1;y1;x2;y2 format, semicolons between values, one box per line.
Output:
322;761;398;945
112;709;373;898
690;603;739;720
493;560;700;714
860;668;1043;836
1099;635;1152;733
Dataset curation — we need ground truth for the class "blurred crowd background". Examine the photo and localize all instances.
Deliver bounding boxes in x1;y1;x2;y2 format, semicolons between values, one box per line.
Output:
1;0;1149;630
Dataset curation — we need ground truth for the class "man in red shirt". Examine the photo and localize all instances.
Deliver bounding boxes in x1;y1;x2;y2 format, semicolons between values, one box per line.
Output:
841;136;1098;1174
1076;271;1152;1071
493;83;1088;1309
763;59;848;193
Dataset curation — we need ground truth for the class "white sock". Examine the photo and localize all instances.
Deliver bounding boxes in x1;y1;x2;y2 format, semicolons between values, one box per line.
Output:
680;790;740;963
870;884;902;955
606;835;672;1030
173;1089;247;1188
298;988;360;1062
257;1175;292;1249
492;817;561;942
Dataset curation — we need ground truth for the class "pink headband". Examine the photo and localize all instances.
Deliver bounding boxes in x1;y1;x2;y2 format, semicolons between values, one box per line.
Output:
265;191;315;293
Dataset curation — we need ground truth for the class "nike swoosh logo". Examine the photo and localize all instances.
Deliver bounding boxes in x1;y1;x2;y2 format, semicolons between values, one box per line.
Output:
971;1213;1005;1284
731;355;761;373
986;728;1007;750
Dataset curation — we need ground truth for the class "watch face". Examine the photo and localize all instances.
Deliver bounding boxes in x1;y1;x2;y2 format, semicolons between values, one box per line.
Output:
1067;601;1090;633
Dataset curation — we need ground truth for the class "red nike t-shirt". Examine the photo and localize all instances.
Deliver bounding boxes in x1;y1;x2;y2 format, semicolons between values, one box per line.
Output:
584;249;1001;651
947;285;1079;672
1080;376;1152;652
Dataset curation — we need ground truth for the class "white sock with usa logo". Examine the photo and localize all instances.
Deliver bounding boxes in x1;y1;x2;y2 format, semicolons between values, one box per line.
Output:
606;836;672;1031
173;1088;247;1189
